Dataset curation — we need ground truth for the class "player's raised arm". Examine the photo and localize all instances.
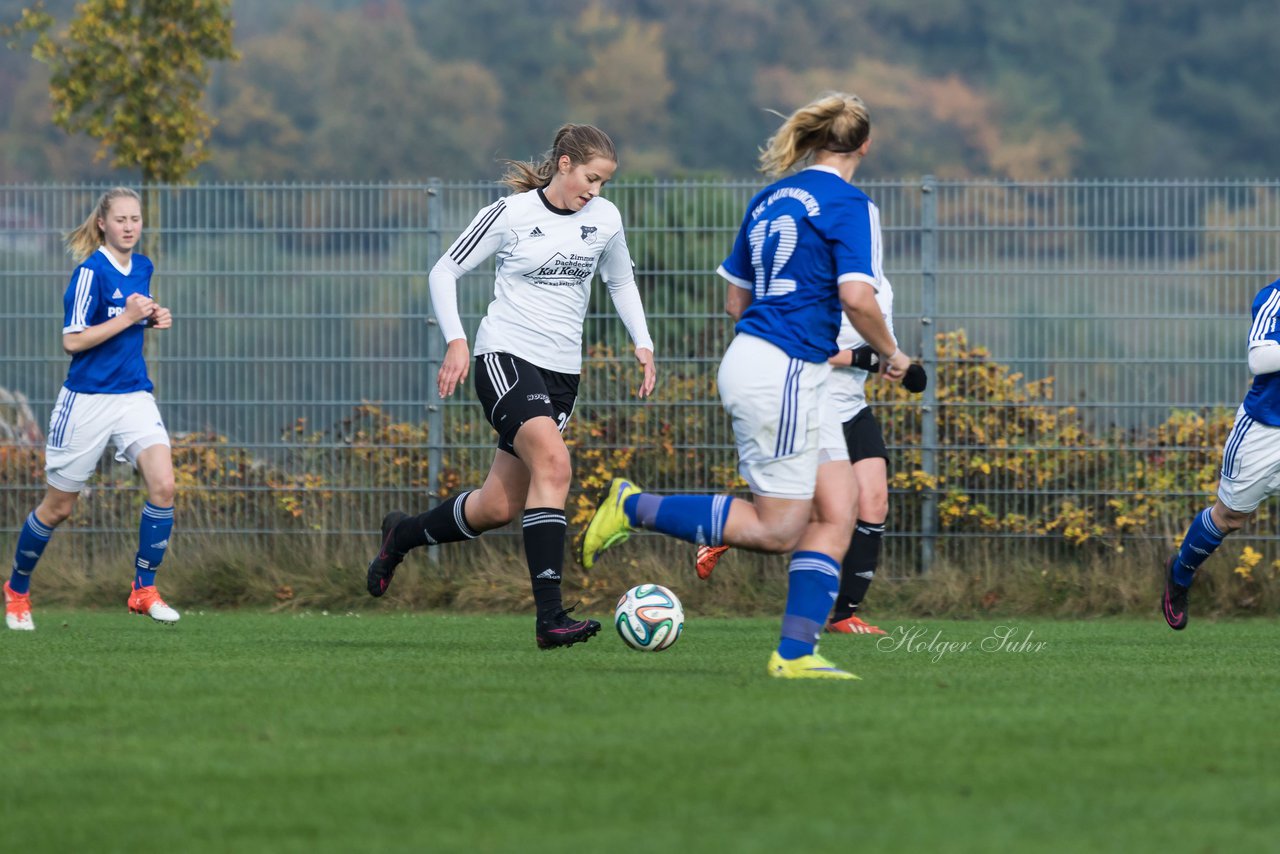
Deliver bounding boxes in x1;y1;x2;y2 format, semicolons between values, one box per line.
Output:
62;292;155;354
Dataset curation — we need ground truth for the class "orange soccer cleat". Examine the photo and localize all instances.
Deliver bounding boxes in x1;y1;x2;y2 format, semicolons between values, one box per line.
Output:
127;584;180;624
825;614;886;635
695;545;729;580
4;581;34;631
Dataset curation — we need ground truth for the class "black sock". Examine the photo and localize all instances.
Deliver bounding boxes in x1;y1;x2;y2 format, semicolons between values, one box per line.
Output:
393;491;478;552
834;519;884;617
523;507;566;618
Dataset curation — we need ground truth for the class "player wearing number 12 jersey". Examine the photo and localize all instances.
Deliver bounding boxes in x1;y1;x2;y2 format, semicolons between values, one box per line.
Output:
582;92;909;679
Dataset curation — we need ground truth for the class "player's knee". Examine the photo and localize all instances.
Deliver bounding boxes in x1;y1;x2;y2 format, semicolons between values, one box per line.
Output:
861;492;888;521
526;446;571;494
864;503;888;526
36;497;75;527
1217;511;1249;534
538;458;572;494
150;477;176;506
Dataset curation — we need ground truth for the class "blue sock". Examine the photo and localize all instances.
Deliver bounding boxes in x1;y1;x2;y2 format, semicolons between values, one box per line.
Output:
134;502;174;589
623;493;733;546
1172;508;1225;587
9;511;54;595
777;551;841;660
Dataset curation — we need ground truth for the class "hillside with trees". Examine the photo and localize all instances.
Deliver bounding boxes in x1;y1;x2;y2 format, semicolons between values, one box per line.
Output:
3;0;1279;182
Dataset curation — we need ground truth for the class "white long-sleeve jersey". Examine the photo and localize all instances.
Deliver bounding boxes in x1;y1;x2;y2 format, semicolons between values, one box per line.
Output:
428;188;653;374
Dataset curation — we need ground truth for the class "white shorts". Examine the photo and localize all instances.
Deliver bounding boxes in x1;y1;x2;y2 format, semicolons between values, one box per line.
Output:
45;387;170;493
716;334;848;499
1216;406;1280;513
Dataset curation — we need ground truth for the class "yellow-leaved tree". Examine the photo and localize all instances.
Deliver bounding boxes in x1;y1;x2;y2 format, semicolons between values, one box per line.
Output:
9;0;237;183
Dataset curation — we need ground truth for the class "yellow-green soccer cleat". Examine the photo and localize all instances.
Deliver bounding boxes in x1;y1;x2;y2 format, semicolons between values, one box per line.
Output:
767;650;860;680
581;478;641;569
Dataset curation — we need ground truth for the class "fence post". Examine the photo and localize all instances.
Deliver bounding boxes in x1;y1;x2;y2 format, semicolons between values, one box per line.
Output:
425;178;443;564
919;175;938;575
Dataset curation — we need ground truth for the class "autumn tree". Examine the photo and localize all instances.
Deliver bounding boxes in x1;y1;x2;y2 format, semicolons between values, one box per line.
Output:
206;4;503;181
562;2;674;174
10;0;237;183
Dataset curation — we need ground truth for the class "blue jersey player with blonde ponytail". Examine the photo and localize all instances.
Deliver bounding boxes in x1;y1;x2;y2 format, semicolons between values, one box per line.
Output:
582;92;910;679
5;188;180;631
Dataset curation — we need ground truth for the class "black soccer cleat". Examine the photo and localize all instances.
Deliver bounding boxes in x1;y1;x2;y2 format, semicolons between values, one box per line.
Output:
536;606;602;650
1162;553;1190;631
366;511;410;598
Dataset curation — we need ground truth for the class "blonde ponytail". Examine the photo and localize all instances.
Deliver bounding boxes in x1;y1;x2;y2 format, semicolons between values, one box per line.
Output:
758;93;871;177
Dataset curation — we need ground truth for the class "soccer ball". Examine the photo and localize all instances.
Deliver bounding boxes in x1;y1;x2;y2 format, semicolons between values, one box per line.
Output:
614;584;684;652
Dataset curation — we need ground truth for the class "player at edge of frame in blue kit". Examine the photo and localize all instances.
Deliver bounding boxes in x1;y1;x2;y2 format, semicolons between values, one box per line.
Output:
364;124;657;650
582;92;910;679
4;187;180;631
1164;276;1280;630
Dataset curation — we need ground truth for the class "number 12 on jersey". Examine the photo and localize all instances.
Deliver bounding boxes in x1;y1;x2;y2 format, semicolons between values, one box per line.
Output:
748;214;798;299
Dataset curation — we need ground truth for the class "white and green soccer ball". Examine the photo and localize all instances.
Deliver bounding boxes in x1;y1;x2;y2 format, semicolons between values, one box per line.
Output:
614;584;684;652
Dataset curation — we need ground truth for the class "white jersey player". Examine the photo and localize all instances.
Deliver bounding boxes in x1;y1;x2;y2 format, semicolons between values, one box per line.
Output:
365;124;655;651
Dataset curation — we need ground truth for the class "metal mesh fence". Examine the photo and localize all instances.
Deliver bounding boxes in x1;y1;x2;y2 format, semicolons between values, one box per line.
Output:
3;179;1278;574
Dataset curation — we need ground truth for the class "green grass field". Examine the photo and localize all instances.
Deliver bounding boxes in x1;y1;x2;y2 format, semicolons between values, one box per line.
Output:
2;611;1276;853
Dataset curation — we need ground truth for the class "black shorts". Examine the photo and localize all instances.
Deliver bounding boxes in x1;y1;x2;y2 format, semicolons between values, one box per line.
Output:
473;352;579;455
841;407;888;464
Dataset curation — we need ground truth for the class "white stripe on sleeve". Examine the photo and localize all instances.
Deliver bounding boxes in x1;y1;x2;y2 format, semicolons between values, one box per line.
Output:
1249;288;1280;342
66;267;94;332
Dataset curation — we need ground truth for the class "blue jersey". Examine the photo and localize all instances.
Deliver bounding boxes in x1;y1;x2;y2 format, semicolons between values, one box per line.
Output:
717;166;880;363
1244;279;1280;425
62;247;155;394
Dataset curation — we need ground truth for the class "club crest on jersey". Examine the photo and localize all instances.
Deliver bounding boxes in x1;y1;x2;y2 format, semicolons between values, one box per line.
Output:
580;225;597;244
